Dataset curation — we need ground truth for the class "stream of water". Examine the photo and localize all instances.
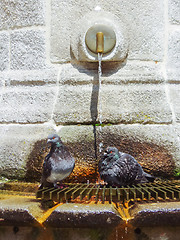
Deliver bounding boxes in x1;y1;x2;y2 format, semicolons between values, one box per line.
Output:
98;53;103;153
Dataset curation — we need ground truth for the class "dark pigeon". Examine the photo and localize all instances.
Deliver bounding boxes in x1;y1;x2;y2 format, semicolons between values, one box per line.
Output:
40;133;75;188
98;147;155;187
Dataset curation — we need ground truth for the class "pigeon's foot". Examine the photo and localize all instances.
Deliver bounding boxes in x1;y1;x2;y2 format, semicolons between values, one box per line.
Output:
53;182;68;189
96;178;108;188
38;181;54;190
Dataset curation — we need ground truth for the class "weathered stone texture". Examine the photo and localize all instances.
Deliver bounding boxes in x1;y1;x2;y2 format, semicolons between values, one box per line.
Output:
0;72;8;88
0;0;179;182
0;32;9;71
60;61;164;85
100;84;172;124
45;203;121;228
0;0;45;30
54;84;93;124
130;202;180;227
51;0;164;62
169;0;180;24
167;30;180;82
101;61;164;84
0;122;179;181
5;68;59;86
10;30;46;70
0;124;54;180
59;124;179;179
59;126;96;183
0;80;3;88
0;86;56;123
24;124;180;182
95;124;179;177
175;125;180;165
54;83;172;124
11;125;97;183
168;84;180;122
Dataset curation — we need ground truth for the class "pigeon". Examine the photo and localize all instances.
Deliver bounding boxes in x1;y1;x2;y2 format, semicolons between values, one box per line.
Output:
98;147;155;187
40;133;75;188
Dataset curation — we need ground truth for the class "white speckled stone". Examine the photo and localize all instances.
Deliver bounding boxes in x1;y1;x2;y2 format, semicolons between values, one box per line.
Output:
0;0;45;30
167;30;180;82
10;30;46;70
0;86;56;123
53;83;172;124
0;32;9;71
0;124;54;179
51;0;164;62
168;84;180;122
169;0;180;24
60;61;164;85
5;68;59;86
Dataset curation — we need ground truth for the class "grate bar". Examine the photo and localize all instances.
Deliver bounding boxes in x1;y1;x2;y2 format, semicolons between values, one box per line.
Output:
95;185;101;203
36;181;180;204
87;184;97;200
102;186;106;203
72;183;87;200
132;185;145;200
79;184;92;201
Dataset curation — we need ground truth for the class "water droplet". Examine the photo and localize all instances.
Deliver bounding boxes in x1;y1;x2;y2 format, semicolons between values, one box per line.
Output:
95;6;101;11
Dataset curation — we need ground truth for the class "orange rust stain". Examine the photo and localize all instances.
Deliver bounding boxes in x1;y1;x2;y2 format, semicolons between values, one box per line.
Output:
107;221;135;240
35;203;63;225
109;202;135;240
65;163;98;183
114;202;134;223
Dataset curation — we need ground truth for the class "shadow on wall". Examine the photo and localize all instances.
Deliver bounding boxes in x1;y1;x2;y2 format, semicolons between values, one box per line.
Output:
25;132;175;183
25;138;98;183
25;139;48;182
97;134;175;178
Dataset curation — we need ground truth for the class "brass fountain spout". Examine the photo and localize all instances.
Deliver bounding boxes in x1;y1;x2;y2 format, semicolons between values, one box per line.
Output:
96;32;104;53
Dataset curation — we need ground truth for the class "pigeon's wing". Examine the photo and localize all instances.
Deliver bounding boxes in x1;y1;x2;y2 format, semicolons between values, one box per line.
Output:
42;154;52;179
116;154;144;185
39;154;53;188
104;157;128;186
57;145;75;162
47;145;75;178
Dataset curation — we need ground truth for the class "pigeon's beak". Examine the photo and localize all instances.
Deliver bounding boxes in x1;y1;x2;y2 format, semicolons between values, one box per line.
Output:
47;139;52;144
104;151;107;156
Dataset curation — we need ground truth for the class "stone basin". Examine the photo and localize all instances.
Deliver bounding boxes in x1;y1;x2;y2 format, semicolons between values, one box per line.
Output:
1;182;180;240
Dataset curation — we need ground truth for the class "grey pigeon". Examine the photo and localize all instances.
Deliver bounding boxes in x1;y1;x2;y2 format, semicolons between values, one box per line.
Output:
98;147;154;187
40;133;75;188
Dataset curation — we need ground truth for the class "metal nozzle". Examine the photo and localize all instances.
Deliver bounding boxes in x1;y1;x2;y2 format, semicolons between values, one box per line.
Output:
96;32;104;53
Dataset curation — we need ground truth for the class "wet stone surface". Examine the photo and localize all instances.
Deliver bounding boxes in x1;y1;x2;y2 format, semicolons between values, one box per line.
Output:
1;182;180;239
0;189;122;228
130;201;180;227
44;203;122;228
0;226;111;240
0;195;40;226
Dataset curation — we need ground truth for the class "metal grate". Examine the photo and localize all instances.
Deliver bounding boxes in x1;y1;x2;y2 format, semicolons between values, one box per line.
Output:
36;181;180;204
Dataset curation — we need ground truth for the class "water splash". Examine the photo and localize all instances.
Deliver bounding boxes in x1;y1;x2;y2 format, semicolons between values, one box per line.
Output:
98;53;103;153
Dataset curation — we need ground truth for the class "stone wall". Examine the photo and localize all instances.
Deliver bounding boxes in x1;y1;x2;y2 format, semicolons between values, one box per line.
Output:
0;0;180;182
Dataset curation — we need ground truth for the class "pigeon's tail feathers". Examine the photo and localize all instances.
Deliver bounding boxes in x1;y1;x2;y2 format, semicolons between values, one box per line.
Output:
143;172;155;182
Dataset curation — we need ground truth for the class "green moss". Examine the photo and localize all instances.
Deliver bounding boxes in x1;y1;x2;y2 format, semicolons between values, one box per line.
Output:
95;123;112;127
174;169;180;177
95;123;101;127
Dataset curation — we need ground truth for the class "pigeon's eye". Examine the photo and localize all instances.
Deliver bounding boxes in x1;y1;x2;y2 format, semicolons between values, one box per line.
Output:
110;151;113;153
53;137;55;139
